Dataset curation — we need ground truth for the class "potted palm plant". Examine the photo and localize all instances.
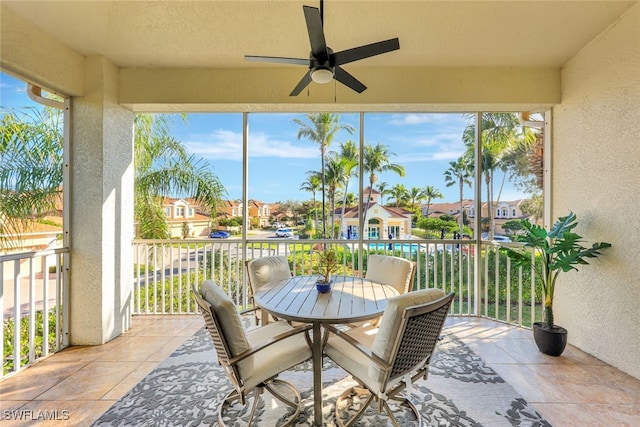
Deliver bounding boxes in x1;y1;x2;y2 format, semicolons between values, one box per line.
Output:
500;212;611;356
314;246;340;292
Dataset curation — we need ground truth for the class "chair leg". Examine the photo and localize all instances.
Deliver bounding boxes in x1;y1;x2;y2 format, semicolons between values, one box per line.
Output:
218;388;261;427
387;395;422;427
334;386;422;427
218;379;303;427
334;386;375;427
263;379;303;427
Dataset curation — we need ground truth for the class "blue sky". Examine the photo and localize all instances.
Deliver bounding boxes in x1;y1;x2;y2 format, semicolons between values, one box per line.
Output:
1;71;526;204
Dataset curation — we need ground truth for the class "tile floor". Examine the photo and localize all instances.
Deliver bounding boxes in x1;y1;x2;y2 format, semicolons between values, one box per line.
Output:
1;315;638;426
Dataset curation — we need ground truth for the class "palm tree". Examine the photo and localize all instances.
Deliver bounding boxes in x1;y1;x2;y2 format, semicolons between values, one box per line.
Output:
462;113;536;238
1;110;226;245
407;186;426;211
323;154;350;239
377;181;390;205
363;143;405;213
294;113;355;238
390;184;409;207
300;172;322;230
332;140;358;237
133;114;226;239
0;107;63;248
443;156;473;235
423;185;444;217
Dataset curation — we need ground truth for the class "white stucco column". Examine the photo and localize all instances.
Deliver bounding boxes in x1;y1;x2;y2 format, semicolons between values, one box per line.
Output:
69;56;134;344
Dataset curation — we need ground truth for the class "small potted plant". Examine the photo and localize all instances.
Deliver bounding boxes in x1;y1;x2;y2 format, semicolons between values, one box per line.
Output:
501;212;611;356
314;246;340;292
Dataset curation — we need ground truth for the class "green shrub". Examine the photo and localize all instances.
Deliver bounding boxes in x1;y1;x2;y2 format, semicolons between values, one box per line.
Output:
3;308;58;375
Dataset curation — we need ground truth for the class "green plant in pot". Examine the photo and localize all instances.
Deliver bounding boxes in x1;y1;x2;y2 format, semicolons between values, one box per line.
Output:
500;212;611;356
314;246;340;292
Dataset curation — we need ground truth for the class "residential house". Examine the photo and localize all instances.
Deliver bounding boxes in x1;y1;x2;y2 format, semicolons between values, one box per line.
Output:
216;199;271;229
336;188;413;239
162;197;211;238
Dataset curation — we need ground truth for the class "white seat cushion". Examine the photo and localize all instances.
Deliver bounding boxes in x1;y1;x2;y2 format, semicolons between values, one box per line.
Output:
365;255;414;294
200;280;250;357
240;320;312;390
369;288;445;382
247;256;291;291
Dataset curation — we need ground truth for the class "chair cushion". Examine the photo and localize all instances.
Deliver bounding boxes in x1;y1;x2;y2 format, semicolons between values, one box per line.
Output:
369;288;445;381
325;331;383;394
365;255;414;294
199;280;250;357
247;256;291;291
239;320;312;390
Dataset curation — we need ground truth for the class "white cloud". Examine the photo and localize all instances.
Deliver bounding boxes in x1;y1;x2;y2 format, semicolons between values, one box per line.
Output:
388;113;466;126
183;130;318;161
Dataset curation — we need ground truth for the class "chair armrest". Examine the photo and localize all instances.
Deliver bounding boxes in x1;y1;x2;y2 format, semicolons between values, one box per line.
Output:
324;325;389;371
239;306;259;316
228;323;313;365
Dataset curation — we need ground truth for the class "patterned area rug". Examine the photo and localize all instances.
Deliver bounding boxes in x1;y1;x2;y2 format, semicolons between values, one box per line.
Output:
93;327;551;426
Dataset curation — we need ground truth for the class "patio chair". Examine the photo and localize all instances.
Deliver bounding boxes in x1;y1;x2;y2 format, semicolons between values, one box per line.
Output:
193;280;312;427
245;255;292;325
347;255;415;329
365;254;415;294
323;289;455;427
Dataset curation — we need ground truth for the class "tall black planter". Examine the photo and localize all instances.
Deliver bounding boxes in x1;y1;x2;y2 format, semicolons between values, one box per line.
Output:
532;322;568;356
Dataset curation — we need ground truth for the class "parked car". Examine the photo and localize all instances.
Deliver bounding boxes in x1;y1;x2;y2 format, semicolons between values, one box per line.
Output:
209;230;231;239
275;228;293;238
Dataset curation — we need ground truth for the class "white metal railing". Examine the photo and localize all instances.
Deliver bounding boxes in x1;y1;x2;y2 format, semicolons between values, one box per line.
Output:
131;238;543;327
1;248;69;379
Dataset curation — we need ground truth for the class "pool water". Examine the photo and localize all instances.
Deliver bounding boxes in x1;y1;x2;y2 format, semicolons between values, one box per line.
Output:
367;243;426;252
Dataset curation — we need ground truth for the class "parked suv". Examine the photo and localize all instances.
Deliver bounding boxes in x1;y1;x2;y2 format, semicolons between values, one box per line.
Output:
275;228;293;238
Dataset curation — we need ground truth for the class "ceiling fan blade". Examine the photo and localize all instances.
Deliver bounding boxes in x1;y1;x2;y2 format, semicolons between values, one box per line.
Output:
289;70;313;96
303;6;328;59
245;55;309;66
334;66;367;93
333;38;400;66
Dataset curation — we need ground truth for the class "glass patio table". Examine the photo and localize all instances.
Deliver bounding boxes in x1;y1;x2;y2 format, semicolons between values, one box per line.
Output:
254;274;399;426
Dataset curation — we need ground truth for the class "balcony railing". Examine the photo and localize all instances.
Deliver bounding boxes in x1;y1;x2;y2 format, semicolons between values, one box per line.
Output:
131;237;543;325
2;237;543;380
1;248;69;378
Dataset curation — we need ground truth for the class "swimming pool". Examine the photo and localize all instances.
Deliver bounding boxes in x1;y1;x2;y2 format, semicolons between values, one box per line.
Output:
367;242;427;253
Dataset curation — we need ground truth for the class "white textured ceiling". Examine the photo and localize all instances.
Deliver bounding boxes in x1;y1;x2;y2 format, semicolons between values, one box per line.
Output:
2;0;636;70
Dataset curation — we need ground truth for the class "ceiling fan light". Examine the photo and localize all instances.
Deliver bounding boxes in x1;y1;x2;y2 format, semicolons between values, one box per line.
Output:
311;68;334;84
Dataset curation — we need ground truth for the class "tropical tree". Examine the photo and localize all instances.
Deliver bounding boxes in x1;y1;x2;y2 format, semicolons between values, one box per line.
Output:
0;107;63;249
300;172;322;230
407;186;426;211
389;183;408;207
133;114;226;239
332;140;358;237
293;113;355;237
363;143;405;213
323;153;350;239
377;181;390;205
423;185;444;217
443;156;472;235
462;113;536;238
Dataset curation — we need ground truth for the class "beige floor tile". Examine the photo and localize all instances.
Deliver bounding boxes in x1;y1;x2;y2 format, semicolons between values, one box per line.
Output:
0;362;87;401
101;361;159;400
146;335;194;362
535;403;640;427
35;361;143;401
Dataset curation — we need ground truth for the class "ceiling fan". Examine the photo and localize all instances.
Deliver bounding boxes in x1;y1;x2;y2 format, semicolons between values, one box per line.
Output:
245;1;400;96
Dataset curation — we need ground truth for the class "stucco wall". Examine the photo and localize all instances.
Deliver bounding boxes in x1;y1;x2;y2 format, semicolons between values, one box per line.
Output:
553;3;640;379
